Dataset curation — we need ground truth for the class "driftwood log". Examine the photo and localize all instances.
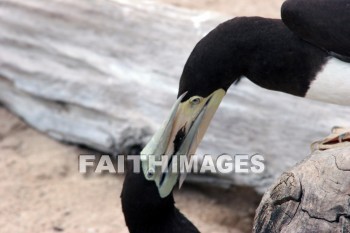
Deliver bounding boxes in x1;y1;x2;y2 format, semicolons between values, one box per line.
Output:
253;146;350;232
1;0;350;193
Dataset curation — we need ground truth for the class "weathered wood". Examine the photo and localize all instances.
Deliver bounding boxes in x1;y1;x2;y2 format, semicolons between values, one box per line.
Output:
1;0;350;192
253;146;350;232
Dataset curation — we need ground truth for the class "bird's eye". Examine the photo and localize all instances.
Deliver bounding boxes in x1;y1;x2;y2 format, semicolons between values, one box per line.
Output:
146;168;155;179
190;97;201;106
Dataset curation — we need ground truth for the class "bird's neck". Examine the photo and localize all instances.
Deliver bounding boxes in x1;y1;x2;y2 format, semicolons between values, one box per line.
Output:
236;18;328;97
121;168;199;233
180;17;328;99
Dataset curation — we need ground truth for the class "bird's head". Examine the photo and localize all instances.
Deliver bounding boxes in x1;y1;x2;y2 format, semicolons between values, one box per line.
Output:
141;56;233;198
141;19;244;198
140;87;226;198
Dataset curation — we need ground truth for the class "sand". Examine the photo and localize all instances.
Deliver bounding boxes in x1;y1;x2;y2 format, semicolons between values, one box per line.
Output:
0;106;260;233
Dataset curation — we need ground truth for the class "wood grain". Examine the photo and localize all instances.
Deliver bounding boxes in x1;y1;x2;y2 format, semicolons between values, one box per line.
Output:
254;146;350;232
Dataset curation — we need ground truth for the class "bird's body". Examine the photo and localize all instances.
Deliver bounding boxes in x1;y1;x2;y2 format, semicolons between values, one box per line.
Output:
281;0;350;58
121;161;199;233
282;0;350;105
306;57;350;105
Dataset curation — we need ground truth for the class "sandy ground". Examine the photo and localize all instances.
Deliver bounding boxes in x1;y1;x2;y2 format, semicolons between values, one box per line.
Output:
0;0;285;232
0;107;260;233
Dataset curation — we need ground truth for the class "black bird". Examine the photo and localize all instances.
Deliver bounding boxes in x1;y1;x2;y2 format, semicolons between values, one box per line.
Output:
141;0;350;197
121;160;200;233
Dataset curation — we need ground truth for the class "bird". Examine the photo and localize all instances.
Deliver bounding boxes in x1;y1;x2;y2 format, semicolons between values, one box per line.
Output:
121;159;200;233
141;0;350;198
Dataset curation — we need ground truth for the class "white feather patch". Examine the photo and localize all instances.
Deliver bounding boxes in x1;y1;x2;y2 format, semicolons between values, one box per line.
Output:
306;57;350;106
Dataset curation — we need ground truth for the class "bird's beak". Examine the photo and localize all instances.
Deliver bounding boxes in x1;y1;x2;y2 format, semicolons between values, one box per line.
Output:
141;89;226;197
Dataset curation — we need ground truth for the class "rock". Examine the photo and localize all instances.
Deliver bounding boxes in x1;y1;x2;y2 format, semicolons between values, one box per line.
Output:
253;146;350;232
1;0;350;193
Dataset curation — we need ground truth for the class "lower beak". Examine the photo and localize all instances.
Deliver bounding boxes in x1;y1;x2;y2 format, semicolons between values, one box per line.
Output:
141;89;225;197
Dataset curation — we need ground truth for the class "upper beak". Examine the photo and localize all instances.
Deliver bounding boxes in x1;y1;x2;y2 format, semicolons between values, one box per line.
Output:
141;89;225;197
